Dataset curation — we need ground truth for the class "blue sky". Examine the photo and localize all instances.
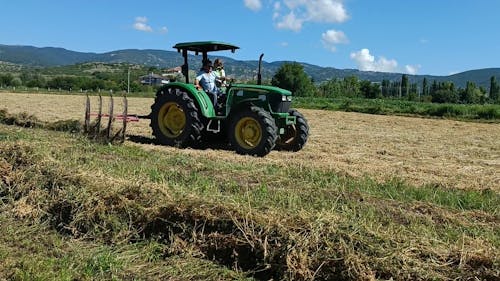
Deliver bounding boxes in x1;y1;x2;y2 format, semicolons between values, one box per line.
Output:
0;0;498;76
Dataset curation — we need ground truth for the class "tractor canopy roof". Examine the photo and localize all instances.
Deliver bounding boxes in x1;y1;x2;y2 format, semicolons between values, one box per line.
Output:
173;41;239;54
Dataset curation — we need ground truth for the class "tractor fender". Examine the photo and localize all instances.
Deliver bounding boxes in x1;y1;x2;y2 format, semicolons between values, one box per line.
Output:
157;82;216;118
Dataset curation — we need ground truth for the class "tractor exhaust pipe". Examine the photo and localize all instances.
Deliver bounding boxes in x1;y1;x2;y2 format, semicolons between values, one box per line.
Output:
257;53;264;85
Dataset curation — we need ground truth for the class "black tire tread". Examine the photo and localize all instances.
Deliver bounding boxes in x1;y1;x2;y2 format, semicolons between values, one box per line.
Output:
149;88;203;147
229;106;277;157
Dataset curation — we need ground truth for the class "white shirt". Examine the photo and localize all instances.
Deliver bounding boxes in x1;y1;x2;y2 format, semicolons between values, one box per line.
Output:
196;71;218;93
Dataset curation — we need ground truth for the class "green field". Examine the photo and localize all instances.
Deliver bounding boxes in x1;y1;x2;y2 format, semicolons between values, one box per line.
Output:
0;114;498;280
293;97;500;121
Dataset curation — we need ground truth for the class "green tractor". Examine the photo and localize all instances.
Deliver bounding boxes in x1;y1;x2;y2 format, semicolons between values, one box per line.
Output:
150;41;309;157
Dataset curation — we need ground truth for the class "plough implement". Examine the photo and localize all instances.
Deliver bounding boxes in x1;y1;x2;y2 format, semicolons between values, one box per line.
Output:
84;93;139;143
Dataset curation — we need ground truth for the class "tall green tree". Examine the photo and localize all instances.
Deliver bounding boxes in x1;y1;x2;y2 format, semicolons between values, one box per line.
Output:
381;79;390;97
461;81;483;104
360;80;381;99
401;74;409;97
47;76;77;91
432;89;458;103
20;72;46;88
271;62;316;96
319;78;342;98
422;77;428;96
0;73;14;86
489;76;500;103
342;76;361;97
408;83;419;101
430;81;458;103
430;80;438;96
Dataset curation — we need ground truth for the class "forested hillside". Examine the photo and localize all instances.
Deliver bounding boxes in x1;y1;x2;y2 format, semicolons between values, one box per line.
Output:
1;44;499;88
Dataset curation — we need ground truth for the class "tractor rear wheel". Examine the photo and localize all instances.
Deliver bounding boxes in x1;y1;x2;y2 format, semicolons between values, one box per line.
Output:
229;106;277;157
275;109;309;151
150;88;203;147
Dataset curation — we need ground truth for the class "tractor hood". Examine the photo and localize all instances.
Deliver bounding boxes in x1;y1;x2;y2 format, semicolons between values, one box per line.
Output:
229;84;292;96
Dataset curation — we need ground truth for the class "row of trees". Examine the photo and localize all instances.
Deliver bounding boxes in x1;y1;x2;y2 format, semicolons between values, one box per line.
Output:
0;71;149;93
2;62;499;104
272;62;500;104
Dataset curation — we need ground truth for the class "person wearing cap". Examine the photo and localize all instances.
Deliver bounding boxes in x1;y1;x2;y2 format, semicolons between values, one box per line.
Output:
195;60;223;108
213;58;227;87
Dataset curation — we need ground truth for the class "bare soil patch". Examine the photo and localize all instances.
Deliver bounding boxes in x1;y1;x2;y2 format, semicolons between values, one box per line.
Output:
2;92;498;191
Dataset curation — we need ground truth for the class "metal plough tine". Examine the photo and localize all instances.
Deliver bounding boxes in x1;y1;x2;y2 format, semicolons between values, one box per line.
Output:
84;93;91;133
111;94;128;143
106;93;114;141
94;93;103;138
121;94;128;143
85;92;133;144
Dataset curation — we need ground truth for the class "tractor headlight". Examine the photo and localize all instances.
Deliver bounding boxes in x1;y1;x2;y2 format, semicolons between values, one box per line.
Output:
281;95;287;101
287;96;292;101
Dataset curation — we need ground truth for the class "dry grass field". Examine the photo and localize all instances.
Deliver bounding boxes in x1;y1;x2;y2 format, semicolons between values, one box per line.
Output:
2;92;498;192
2;91;499;280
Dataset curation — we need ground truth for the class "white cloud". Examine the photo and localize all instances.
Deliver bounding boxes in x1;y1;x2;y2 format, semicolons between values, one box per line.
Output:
133;17;169;34
276;12;303;32
350;49;421;74
405;64;421;75
276;0;349;31
133;17;152;32
273;2;281;19
159;26;168;34
302;0;349;23
350;49;398;72
135;16;147;23
280;41;289;47
321;29;348;51
244;0;262;11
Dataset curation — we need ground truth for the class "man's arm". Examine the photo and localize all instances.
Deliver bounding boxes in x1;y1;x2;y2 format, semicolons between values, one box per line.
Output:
194;78;201;90
195;73;204;90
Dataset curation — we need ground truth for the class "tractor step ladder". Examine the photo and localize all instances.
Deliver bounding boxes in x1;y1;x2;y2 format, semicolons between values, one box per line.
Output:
206;119;221;133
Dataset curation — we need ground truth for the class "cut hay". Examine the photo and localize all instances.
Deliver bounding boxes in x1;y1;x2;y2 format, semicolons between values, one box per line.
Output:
1;92;498;191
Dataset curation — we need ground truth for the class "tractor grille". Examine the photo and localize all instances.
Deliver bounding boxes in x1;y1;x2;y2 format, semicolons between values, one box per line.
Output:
270;97;291;113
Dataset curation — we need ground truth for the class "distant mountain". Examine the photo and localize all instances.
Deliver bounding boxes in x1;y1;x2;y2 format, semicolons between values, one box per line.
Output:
1;44;499;88
0;45;99;66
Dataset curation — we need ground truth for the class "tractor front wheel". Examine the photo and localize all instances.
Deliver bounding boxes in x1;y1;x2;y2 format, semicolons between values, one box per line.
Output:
275;109;309;151
150;88;203;147
229;106;277;157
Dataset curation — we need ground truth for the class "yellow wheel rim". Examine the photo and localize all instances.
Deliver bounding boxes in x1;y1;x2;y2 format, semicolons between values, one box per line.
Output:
158;102;186;138
235;117;262;149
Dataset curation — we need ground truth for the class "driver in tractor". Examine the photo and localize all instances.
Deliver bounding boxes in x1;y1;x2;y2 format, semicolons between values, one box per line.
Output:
194;60;225;111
